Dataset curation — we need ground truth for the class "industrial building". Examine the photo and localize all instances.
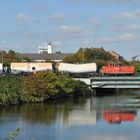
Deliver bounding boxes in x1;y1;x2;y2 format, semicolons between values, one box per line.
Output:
107;50;123;63
20;42;73;62
38;42;53;54
21;53;72;62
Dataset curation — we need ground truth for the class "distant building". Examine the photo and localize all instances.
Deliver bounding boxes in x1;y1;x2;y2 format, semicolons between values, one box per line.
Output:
47;42;53;54
21;53;73;62
20;41;73;62
38;42;53;54
107;50;123;63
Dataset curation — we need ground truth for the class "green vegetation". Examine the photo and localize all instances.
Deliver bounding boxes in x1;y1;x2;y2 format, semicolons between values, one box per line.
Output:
21;72;90;103
63;47;140;72
63;47;116;69
0;50;31;67
130;61;140;74
1;48;139;73
5;128;20;140
0;76;25;106
0;72;90;106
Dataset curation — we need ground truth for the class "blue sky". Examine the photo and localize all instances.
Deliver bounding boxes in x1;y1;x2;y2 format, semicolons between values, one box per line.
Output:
0;0;140;59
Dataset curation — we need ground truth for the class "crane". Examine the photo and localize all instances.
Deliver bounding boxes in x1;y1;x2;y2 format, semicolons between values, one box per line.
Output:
132;55;139;61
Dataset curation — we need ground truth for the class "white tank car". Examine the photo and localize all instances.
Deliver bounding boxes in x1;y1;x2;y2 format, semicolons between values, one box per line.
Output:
57;63;97;73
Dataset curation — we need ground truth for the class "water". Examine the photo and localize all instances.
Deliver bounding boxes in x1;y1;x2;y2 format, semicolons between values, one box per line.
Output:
0;90;140;140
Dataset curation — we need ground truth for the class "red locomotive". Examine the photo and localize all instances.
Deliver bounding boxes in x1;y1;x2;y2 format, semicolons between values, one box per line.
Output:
101;64;135;76
103;110;136;124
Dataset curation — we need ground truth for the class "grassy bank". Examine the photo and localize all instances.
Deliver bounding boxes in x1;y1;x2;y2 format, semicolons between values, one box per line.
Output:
0;72;90;106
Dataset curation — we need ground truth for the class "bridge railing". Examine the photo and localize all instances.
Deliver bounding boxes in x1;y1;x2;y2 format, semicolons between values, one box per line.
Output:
91;76;140;89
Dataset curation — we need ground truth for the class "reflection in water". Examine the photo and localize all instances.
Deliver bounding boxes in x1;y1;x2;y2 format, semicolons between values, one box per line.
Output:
0;90;140;140
103;110;137;124
66;99;97;126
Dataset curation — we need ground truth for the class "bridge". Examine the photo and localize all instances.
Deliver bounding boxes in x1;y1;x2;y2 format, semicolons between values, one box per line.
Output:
75;77;140;89
91;76;140;89
75;78;91;85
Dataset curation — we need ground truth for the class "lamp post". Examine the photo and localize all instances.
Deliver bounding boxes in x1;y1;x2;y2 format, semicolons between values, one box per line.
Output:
1;51;3;64
1;41;6;72
82;49;85;63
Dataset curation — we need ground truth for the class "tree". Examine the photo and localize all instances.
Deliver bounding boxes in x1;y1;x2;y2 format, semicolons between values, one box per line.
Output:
21;71;90;103
0;50;31;67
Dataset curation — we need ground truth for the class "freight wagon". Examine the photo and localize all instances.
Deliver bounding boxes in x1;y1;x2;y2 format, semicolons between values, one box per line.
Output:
11;62;53;74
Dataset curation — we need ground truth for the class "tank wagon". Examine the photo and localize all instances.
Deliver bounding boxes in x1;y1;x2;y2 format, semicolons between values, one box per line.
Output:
101;64;135;76
57;63;97;77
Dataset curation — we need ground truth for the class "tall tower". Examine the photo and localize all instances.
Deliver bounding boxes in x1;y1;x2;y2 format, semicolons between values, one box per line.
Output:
48;42;53;54
38;42;48;54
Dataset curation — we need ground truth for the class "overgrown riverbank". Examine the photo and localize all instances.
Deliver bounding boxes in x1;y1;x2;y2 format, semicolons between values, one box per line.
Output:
0;72;90;106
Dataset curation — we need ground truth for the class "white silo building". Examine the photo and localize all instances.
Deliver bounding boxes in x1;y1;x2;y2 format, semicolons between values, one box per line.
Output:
48;42;53;54
38;42;53;54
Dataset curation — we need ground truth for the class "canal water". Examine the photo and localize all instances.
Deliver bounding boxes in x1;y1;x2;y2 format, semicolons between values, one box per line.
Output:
0;90;140;140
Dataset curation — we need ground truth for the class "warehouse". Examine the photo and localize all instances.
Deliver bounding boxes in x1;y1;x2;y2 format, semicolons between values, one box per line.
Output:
20;53;73;62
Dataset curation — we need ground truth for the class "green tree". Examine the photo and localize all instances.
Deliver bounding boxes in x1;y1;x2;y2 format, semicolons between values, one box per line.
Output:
21;72;90;103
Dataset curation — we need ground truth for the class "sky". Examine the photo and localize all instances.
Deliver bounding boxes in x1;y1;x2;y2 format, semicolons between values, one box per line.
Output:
0;0;140;60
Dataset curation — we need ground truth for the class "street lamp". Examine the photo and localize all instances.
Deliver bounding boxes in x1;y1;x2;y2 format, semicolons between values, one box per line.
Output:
1;41;6;72
1;51;3;64
82;49;85;63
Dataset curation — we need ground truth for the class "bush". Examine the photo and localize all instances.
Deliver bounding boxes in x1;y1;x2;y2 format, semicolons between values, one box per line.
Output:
0;72;91;105
21;72;91;103
0;76;25;106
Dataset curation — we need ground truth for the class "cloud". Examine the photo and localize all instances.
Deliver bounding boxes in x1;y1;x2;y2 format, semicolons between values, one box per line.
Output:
74;0;134;4
90;19;101;28
16;13;30;22
51;13;66;20
58;25;95;38
1;42;22;52
101;33;137;43
8;31;22;37
112;9;140;20
33;5;48;12
25;32;41;39
16;13;38;24
81;134;132;140
111;23;140;31
118;33;136;41
59;25;82;34
53;40;62;46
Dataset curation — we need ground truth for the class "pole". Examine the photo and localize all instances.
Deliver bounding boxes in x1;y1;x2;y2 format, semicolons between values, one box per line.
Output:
1;51;3;72
1;41;6;72
82;49;85;63
1;51;3;65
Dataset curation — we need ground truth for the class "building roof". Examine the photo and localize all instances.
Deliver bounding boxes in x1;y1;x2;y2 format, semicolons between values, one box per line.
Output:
21;53;73;61
107;50;123;59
